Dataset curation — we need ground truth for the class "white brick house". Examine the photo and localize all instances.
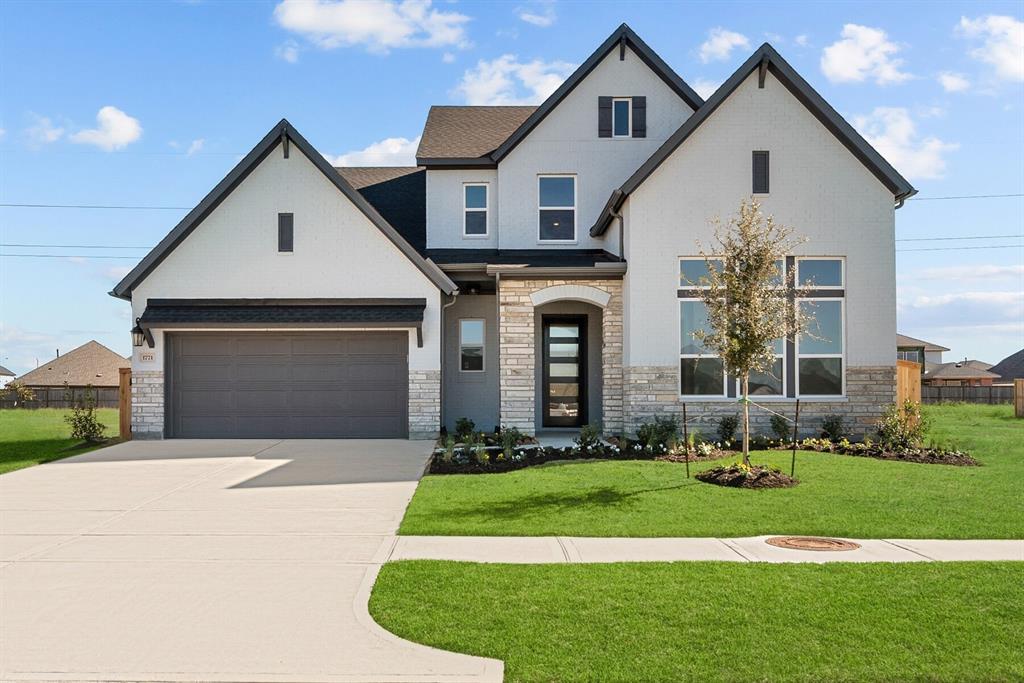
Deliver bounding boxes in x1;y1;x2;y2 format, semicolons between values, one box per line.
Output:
113;24;913;440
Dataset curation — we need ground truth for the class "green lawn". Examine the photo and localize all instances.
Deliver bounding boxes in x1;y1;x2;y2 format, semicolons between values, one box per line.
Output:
400;404;1024;538
371;560;1024;683
0;408;120;474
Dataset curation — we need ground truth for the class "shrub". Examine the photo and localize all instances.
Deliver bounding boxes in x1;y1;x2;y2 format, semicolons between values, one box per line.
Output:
454;417;475;442
696;442;715;457
877;401;928;450
636;416;678;449
0;380;35;404
473;442;489;465
441;434;456;463
717;414;739;445
499;425;524;459
821;414;846;442
574;423;602;451
64;384;106;443
770;414;791;443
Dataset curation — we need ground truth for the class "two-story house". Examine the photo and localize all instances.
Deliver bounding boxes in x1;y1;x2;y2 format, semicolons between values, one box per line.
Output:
113;24;914;440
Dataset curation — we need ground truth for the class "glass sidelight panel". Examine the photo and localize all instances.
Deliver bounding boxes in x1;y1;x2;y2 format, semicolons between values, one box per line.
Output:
543;317;586;427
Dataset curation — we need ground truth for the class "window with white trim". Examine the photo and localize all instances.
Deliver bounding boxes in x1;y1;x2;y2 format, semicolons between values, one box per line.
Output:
679;298;727;395
612;98;631;137
463;184;488;237
459;319;485;372
538;175;576;241
798;299;844;396
797;257;843;288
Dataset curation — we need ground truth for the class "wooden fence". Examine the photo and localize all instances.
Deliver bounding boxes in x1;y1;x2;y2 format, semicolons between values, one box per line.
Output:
896;359;921;405
921;384;1015;405
0;386;120;409
119;367;132;440
1015;379;1024;418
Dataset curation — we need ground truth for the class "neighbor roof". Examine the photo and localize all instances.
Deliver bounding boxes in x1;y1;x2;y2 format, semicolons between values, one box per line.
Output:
897;333;951;352
988;348;1024;382
16;341;128;388
591;43;917;236
111;120;455;299
416;24;704;167
923;362;1001;381
416;106;537;163
0;365;13;377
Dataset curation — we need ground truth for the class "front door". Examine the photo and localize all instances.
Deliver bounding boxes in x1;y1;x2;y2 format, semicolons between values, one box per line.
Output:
542;316;587;427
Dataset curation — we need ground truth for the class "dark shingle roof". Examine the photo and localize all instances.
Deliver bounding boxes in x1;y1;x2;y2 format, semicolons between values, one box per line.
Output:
897;333;950;352
989;348;1024;382
16;341;128;388
425;249;624;267
140;299;426;326
336;167;426;253
0;365;13;377
923;361;1001;381
417;106;536;160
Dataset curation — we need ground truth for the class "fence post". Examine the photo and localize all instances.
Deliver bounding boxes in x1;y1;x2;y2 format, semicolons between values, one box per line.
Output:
790;399;800;478
1015;379;1024;418
119;367;132;441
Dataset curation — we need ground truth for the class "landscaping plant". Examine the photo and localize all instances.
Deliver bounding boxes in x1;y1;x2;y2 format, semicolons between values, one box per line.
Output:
821;414;846;442
770;414;790;443
63;384;106;443
877;400;928;450
499;425;524;460
454;417;476;442
690;199;811;466
574;423;602;453
636;416;678;451
0;381;36;406
716;415;738;445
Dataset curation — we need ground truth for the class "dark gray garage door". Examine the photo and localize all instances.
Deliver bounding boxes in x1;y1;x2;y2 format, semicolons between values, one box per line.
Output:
166;332;408;438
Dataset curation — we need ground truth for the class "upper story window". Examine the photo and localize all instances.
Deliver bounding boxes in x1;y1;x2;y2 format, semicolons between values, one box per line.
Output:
463;184;488;237
278;213;293;252
797;257;843;288
752;151;770;194
459;319;485;372
538;175;576;242
612;98;631;137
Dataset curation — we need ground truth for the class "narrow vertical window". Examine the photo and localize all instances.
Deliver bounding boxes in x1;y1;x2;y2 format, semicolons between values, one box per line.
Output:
752;151;770;194
538;175;576;241
278;213;293;252
459;319;485;372
463;184;488;237
612;98;631;137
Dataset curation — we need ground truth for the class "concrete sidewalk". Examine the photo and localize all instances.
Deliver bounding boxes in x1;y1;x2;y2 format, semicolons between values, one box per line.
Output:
391;536;1024;564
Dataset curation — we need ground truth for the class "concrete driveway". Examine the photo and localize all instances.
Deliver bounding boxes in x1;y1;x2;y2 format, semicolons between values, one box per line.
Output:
0;440;501;683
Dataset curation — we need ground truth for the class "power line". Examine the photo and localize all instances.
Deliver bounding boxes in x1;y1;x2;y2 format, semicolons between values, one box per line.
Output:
897;244;1023;252
0;243;151;249
895;234;1022;242
0;203;191;210
907;193;1024;201
0;253;141;259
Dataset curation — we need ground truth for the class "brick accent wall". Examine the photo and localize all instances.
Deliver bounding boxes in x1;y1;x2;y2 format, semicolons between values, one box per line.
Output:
409;370;441;439
131;369;164;439
498;278;624;435
624;365;896;440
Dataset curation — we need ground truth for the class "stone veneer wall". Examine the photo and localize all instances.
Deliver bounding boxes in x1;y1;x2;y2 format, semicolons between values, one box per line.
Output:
409;370;441;439
131;369;165;439
498;278;623;435
624;365;896;439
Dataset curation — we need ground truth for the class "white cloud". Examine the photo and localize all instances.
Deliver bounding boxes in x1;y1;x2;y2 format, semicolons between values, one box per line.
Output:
25;114;64;145
821;24;911;85
937;71;970;92
699;28;750;63
794;34;809;47
275;40;300;63
902;290;1024;326
915;264;1024;282
69;106;142;151
104;265;134;281
442;51;455;63
0;127;5;139
957;15;1024;82
518;1;556;27
692;78;721;100
186;138;205;156
853;107;958;180
326;135;421;166
454;54;575;105
273;0;470;54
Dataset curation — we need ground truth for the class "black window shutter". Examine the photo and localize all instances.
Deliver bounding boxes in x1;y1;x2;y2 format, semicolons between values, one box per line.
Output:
752;151;770;193
278;213;294;252
598;96;612;137
631;96;647;138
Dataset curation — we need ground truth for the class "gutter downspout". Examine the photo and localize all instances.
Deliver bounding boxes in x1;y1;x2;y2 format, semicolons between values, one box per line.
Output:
439;291;459;433
611;208;625;258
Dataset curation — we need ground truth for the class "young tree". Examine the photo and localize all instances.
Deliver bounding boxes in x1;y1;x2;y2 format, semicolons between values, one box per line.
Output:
690;199;810;465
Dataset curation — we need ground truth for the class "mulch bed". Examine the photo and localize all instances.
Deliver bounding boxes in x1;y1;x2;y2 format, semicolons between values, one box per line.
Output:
795;441;979;467
696;464;799;489
656;449;734;464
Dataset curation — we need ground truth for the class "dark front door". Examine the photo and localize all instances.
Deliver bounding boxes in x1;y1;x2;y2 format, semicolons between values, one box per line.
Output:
542;316;587;427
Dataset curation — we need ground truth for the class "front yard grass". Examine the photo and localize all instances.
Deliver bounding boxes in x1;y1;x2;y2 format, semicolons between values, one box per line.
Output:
0;408;120;474
371;560;1024;683
400;404;1024;538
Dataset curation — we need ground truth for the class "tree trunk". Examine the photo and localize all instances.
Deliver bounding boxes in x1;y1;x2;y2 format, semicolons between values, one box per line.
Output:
742;375;751;466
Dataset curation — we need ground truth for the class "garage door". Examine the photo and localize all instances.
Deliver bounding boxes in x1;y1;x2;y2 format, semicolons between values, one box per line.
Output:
166;332;408;438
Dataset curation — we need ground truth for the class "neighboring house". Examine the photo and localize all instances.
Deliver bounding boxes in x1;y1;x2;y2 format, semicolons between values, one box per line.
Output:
988;348;1024;385
896;333;949;365
112;24;914;440
15;341;129;406
922;359;999;386
0;365;14;389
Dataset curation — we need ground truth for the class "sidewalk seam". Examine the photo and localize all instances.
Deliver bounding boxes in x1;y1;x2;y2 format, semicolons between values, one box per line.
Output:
882;539;936;561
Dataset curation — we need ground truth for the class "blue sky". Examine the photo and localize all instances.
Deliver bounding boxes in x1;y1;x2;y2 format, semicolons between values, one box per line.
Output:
1;0;1021;374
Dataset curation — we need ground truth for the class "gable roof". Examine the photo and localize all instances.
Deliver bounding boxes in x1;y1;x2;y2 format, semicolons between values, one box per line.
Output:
0;365;14;377
897;333;950;352
988;348;1024;382
923;361;1001;381
16;341;128;388
416;106;536;164
336;166;426;253
111;120;455;299
591;43;917;236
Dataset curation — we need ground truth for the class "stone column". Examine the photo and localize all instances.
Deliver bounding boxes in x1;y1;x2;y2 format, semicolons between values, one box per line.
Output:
498;279;536;433
600;280;624;433
408;370;441;439
131;369;165;439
